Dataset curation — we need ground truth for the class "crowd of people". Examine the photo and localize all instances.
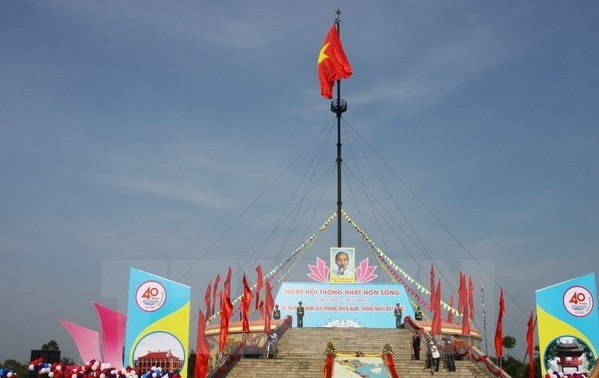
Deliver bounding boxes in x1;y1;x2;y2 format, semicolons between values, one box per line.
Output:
410;331;457;374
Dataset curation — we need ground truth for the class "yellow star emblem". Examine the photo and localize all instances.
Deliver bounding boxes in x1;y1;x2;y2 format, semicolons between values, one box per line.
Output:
318;42;330;64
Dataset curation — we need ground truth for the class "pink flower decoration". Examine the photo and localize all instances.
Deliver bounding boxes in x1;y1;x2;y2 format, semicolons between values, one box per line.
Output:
307;257;377;283
355;258;377;283
307;257;330;282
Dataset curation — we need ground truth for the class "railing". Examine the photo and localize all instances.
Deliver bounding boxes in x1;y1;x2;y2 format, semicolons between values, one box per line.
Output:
207;342;243;378
404;316;511;378
207;315;293;377
464;345;511;378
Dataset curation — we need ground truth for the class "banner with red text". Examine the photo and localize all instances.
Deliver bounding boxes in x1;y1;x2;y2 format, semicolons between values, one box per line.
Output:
274;282;414;328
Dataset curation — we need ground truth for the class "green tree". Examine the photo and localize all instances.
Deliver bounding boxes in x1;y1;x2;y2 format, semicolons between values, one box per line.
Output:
534;346;542;377
1;359;28;378
41;340;60;351
503;335;516;357
520;346;542;378
60;356;77;366
502;355;523;377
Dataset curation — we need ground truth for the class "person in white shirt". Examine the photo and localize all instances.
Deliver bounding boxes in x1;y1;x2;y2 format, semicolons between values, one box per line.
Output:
430;342;440;372
265;330;278;358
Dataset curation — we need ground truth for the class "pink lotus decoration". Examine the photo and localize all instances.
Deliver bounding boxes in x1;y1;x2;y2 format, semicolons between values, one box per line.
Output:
355;258;378;283
307;257;377;283
307;257;330;282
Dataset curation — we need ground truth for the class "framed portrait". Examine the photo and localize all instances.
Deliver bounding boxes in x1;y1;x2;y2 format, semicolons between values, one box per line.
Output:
330;247;356;283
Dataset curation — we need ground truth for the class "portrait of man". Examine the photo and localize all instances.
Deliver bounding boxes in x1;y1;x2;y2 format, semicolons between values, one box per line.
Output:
330;247;356;283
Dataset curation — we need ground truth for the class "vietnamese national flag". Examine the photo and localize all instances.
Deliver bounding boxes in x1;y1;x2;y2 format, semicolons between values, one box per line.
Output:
526;312;535;378
317;23;352;99
494;289;506;358
195;309;210;378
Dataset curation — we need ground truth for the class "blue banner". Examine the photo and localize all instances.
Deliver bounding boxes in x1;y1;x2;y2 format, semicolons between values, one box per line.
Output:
274;282;414;328
124;268;191;377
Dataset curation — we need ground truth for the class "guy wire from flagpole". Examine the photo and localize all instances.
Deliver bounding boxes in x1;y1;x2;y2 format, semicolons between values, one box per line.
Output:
331;8;347;248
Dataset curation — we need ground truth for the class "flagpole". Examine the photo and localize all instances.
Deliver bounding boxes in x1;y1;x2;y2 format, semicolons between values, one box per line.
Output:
332;8;347;248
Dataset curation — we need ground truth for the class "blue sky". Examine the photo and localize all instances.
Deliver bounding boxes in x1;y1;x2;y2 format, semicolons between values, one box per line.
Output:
1;0;598;363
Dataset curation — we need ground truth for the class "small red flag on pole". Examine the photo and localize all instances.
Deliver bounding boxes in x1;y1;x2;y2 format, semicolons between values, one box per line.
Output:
219;290;233;353
241;274;252;333
447;293;454;324
195;309;210;378
430;265;436;309
255;265;264;310
526;312;535;378
204;281;212;317
263;280;275;333
458;272;466;314
494;289;506;358
431;279;442;336
461;281;471;336
212;273;221;316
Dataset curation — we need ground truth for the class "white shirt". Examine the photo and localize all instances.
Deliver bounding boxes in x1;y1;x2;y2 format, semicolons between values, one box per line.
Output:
334;267;354;276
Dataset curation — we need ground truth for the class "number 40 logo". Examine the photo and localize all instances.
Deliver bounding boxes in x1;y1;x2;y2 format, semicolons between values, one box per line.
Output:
563;285;593;317
135;280;167;312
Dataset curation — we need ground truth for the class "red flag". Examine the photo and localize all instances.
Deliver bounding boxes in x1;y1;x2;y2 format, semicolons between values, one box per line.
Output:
224;267;234;318
195;310;210;378
241;274;252;333
218;268;234;353
447;293;454;324
526;312;535;378
430;265;436;309
317;23;352;99
431;279;442;336
224;267;232;299
257;300;264;320
219;290;234;353
461;278;471;336
461;303;470;335
204;281;212;317
458;272;466;314
255;265;264;310
263;280;275;333
468;276;475;320
494;289;506;358
212;273;221;316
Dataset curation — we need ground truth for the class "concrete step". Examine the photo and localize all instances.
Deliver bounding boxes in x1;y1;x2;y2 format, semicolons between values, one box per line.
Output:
225;327;494;378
